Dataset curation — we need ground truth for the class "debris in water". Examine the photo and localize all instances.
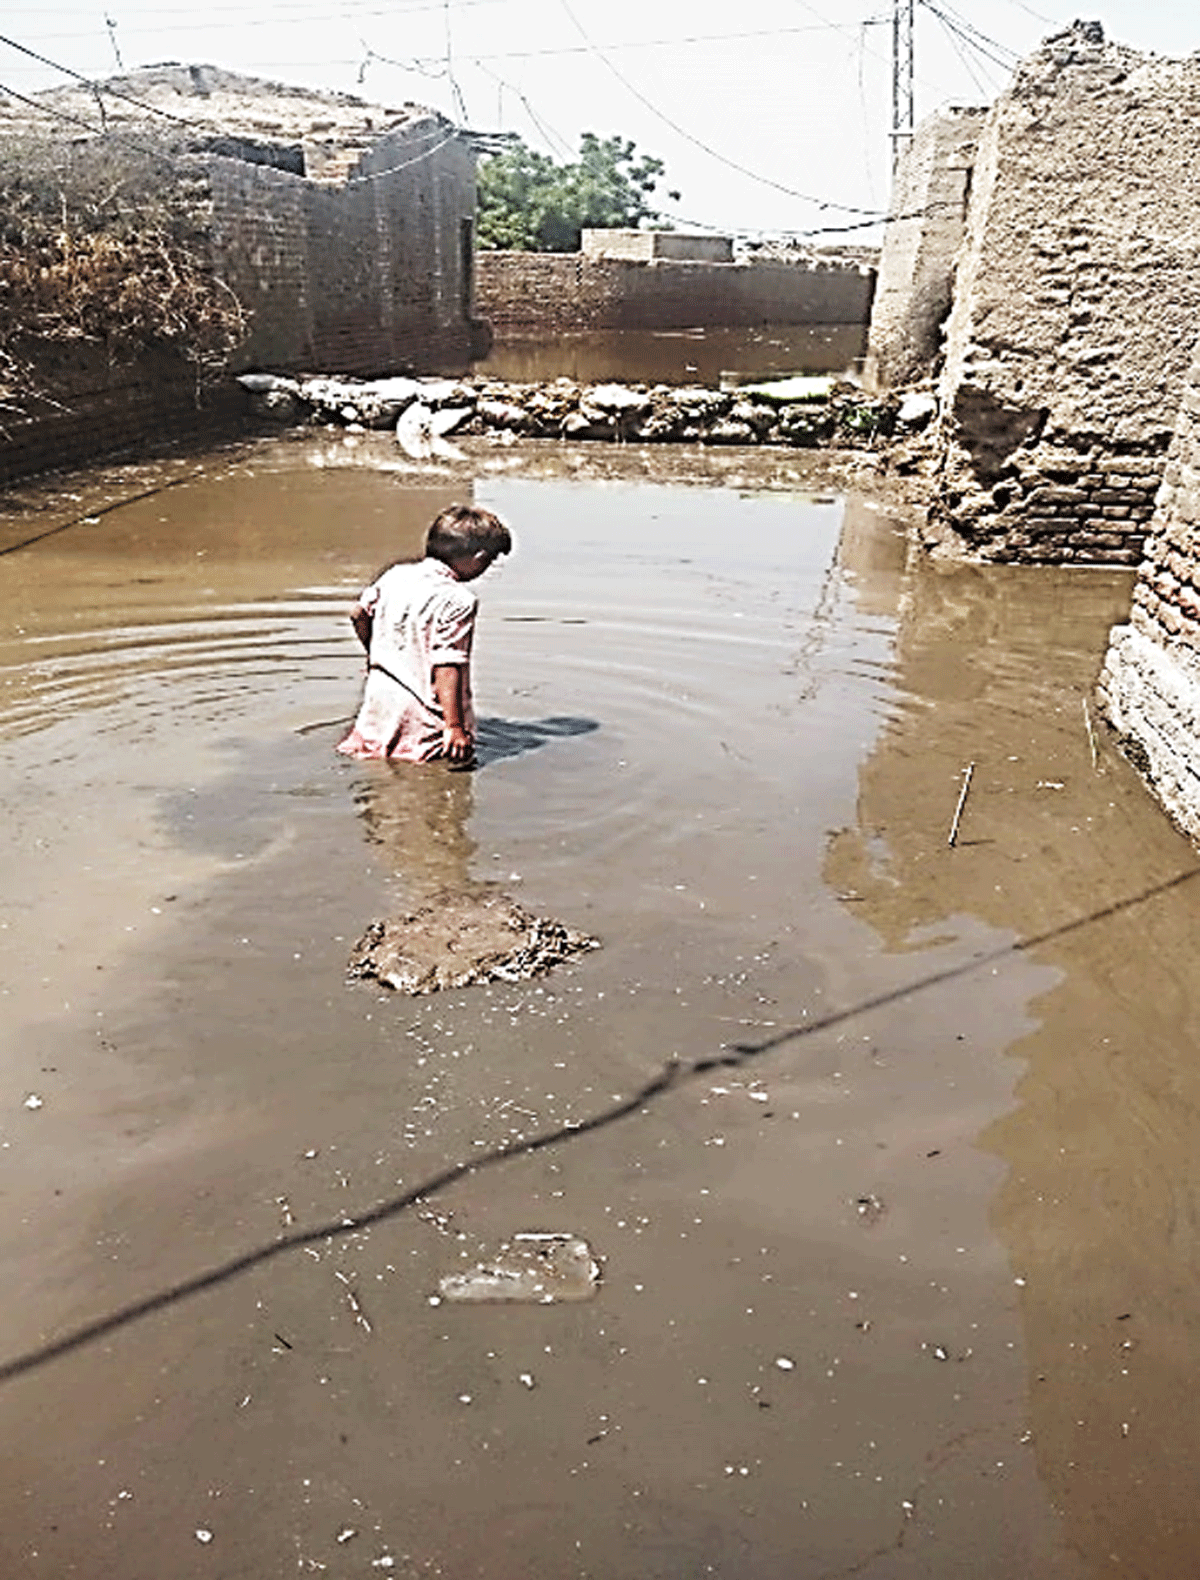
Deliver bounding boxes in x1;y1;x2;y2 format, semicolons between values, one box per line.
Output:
437;1232;602;1304
854;1193;886;1225
774;1356;795;1371
348;889;599;996
195;1528;214;1544
23;1094;43;1110
947;761;975;847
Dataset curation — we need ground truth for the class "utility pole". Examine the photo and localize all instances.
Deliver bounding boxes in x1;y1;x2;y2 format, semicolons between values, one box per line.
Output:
890;0;914;173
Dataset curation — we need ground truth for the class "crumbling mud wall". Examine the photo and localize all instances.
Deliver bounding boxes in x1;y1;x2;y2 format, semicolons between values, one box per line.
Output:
927;24;1200;564
475;252;875;335
1098;331;1200;843
865;106;986;393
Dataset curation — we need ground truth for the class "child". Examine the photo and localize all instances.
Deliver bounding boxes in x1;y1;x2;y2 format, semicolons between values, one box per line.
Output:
336;503;512;765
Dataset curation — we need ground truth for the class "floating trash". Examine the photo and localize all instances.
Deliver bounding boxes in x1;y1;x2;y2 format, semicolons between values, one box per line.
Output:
437;1232;601;1305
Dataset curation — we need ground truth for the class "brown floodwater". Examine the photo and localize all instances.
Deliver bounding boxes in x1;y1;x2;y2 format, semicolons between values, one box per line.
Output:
474;324;867;386
1;432;1199;1580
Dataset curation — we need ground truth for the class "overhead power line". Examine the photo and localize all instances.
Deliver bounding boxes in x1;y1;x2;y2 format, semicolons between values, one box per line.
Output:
555;0;885;220
0;30;199;123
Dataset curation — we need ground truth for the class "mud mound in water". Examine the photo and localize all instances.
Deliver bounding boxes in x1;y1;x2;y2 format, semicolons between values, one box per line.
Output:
347;888;600;995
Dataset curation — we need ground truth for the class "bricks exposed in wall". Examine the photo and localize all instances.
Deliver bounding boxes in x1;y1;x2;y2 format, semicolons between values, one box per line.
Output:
892;24;1200;564
208;118;478;378
474;253;875;334
1097;320;1200;841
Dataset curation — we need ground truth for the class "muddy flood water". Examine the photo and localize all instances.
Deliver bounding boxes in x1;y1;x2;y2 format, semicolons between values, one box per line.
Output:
2;432;1200;1580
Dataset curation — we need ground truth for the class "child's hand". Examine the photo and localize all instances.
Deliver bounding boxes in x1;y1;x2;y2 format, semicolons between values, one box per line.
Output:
441;723;475;763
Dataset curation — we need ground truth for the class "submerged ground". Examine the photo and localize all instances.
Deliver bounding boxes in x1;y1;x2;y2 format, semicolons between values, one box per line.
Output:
1;431;1199;1579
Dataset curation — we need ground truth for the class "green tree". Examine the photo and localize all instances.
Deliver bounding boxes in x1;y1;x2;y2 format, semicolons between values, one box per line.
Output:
477;133;679;252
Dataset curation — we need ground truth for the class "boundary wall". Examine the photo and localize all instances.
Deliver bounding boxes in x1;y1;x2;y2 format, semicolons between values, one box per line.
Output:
474;252;875;335
1099;331;1200;841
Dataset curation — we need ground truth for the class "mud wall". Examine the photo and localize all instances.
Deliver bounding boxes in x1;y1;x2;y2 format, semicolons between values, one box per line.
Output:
865;107;986;392
474;252;875;334
209;117;480;375
1098;331;1200;842
925;24;1200;564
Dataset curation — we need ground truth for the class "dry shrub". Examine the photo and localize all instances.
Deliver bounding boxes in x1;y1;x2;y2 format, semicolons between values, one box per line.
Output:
0;132;249;408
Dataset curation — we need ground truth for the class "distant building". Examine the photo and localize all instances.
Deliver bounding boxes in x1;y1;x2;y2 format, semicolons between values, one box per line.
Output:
581;230;734;265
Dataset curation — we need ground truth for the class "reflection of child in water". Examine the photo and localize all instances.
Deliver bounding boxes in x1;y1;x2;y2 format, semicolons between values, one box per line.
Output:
336;504;512;765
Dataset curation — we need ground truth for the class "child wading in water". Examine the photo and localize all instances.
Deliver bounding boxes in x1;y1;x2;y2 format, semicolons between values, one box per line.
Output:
337;503;512;765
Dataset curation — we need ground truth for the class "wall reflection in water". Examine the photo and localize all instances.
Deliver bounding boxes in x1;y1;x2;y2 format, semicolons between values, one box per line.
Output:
828;511;1200;1576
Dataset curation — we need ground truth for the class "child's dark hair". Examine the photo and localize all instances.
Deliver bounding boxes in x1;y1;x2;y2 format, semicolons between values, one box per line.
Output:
426;503;512;565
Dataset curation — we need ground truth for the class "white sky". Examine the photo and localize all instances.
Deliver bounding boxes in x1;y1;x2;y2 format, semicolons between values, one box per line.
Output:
3;3;1197;236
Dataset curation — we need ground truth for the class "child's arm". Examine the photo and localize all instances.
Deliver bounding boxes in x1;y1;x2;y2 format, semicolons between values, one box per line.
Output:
433;664;473;762
350;603;373;652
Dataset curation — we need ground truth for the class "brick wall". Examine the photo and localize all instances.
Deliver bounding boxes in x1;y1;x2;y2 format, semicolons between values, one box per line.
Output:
1;116;481;484
210;116;480;376
475;252;874;334
0;344;245;487
1098;332;1200;840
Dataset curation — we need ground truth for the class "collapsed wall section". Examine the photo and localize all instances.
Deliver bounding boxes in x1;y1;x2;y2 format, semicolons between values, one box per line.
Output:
209;117;480;376
931;23;1200;564
1098;329;1200;842
474;252;874;334
865;106;986;392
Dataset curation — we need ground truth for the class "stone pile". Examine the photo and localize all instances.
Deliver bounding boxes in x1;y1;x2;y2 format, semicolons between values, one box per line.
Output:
237;371;921;451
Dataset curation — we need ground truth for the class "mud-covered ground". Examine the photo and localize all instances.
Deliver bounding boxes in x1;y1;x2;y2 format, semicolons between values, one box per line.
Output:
2;431;1199;1579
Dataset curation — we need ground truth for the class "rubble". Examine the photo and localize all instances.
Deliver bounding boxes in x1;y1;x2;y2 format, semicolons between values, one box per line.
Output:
346;888;599;996
237;369;904;451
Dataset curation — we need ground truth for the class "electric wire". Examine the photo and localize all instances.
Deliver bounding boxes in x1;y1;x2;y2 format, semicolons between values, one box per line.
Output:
555;0;886;220
0;31;202;124
0;74;465;189
917;0;1020;74
923;8;997;97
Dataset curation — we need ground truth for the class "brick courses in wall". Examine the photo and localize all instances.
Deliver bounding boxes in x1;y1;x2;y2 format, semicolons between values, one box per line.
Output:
876;23;1200;565
1098;333;1200;842
0;69;483;483
209;115;481;376
474;252;874;335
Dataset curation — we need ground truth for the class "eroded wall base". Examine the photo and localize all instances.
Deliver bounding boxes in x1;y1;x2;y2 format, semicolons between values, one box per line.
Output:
1098;625;1200;843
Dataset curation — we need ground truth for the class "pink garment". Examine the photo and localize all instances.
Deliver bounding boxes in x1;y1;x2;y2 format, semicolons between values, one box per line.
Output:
336;558;477;762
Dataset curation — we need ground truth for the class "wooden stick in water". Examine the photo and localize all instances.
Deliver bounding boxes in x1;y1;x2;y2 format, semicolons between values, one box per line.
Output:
948;762;975;848
1082;696;1099;772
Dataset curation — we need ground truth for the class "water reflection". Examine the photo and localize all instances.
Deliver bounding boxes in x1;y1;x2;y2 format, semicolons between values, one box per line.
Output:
474;323;866;386
827;544;1200;1576
351;716;597;901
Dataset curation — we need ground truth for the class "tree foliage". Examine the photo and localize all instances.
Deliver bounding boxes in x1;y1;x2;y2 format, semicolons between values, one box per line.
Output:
477;133;679;252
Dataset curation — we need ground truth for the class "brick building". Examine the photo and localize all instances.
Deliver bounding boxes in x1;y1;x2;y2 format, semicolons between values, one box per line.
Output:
0;66;484;480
